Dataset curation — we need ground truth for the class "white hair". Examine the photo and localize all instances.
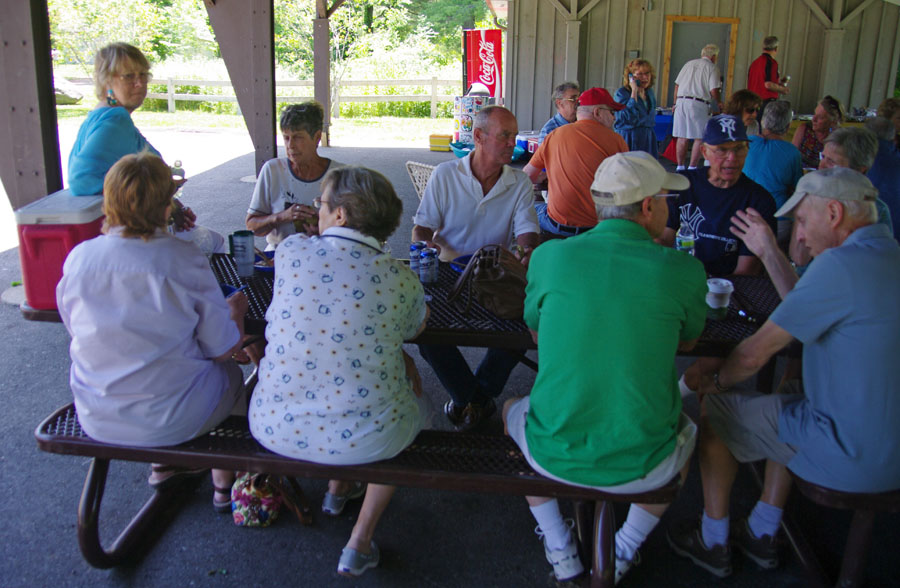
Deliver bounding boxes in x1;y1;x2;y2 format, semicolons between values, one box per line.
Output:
701;44;720;58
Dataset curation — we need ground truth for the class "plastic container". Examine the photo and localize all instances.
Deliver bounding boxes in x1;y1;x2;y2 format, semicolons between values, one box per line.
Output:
15;189;104;310
429;134;452;152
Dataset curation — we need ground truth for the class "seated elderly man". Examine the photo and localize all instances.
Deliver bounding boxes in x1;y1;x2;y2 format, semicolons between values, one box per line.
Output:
663;114;776;275
669;168;900;579
524;88;628;237
538;81;580;144
412;106;539;431
504;152;707;583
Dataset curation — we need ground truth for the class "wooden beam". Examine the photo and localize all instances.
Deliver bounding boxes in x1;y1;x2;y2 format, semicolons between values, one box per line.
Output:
577;0;604;20
544;0;571;19
204;0;276;176
831;0;844;27
801;0;833;28
313;18;331;146
0;0;61;210
842;0;877;26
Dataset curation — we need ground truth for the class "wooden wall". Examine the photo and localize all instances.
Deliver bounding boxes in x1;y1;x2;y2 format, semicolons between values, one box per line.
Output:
506;0;900;132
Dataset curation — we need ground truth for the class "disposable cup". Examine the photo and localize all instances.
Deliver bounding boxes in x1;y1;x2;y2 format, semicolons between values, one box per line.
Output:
229;230;255;278
706;278;734;309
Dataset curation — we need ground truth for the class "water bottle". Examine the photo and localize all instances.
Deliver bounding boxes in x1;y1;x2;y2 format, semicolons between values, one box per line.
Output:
675;223;696;256
171;160;185;181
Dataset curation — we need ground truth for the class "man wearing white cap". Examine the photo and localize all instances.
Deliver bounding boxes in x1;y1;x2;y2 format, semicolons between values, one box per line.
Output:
669;167;900;578
503;152;708;583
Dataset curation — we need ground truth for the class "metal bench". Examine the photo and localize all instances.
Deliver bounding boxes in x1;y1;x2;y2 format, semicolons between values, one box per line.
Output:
36;402;681;587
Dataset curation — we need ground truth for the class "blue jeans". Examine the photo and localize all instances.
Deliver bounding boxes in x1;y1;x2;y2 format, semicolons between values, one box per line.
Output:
534;202;591;236
416;344;521;406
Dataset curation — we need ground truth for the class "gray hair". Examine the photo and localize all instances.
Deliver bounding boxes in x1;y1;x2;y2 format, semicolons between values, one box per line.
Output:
763;36;779;51
552;81;580;102
701;44;720;58
321;166;402;242
865;117;895;141
280;101;324;137
806;194;877;225
93;43;151;102
761;100;793;135
596;199;643;221
824;127;878;172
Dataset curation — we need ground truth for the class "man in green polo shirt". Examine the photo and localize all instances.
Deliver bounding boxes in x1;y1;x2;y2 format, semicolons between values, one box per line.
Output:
503;151;708;583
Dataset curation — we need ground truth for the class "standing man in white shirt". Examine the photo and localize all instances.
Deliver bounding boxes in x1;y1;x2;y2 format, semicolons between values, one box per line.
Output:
673;44;724;170
412;106;540;431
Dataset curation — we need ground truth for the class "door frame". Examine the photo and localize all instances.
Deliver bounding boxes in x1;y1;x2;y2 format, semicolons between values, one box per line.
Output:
660;15;739;106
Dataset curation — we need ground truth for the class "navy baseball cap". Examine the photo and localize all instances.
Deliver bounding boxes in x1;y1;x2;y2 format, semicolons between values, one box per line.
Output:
703;114;748;145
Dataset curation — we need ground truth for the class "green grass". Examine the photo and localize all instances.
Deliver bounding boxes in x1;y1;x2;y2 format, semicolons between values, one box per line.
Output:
55;105;455;147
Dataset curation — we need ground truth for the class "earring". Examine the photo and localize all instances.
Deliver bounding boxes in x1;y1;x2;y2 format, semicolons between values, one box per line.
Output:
106;89;117;106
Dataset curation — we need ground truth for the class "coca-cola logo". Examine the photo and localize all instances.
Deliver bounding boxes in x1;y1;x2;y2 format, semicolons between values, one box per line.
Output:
478;39;497;86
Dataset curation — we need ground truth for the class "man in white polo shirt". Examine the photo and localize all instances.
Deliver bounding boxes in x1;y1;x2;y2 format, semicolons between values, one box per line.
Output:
412;105;540;431
673;44;724;170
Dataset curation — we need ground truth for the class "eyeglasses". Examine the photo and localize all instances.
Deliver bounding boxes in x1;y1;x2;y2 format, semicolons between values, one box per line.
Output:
559;97;578;104
744;107;759;114
118;72;152;84
707;144;749;157
313;197;330;209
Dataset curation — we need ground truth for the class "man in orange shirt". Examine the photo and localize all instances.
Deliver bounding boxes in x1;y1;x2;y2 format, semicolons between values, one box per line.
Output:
524;88;629;236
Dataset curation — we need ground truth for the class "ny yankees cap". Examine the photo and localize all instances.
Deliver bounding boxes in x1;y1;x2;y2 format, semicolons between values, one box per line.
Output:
590;151;689;207
774;167;879;217
703;114;748;145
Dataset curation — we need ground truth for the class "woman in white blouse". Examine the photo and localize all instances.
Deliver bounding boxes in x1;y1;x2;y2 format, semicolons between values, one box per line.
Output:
57;152;249;512
249;166;428;577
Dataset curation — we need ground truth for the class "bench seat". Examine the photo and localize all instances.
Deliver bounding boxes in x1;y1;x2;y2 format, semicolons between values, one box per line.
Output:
36;403;681;587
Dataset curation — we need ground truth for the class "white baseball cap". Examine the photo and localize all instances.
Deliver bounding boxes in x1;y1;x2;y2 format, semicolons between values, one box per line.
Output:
775;167;879;217
590;151;689;207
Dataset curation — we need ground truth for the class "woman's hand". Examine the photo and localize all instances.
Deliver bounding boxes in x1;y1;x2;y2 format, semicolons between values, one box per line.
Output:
402;350;423;397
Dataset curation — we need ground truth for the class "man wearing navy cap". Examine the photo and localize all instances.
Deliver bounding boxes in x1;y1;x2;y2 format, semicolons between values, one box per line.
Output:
524;87;629;237
662;114;776;275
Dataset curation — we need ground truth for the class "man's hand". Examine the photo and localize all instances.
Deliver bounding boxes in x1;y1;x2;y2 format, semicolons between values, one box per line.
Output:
515;245;534;267
225;290;249;323
730;208;777;259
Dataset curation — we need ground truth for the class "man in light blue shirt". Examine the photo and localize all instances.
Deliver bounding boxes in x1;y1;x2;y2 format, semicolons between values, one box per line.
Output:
538;82;580;143
668;168;900;579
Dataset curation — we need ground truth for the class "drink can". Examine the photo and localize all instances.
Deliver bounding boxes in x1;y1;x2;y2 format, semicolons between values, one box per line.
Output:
419;248;438;283
409;241;427;273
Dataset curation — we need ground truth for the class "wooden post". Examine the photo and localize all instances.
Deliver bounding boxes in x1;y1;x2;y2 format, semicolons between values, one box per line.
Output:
430;76;438;118
167;78;175;113
313;17;331;146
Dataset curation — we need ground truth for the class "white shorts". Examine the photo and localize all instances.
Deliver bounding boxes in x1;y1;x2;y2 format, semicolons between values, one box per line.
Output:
673;99;711;139
506;396;697;493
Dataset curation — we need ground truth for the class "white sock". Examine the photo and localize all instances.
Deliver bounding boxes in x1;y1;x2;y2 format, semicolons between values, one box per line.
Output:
615;505;660;562
687;165;698;170
675;165;686;171
530;499;570;551
678;374;696;398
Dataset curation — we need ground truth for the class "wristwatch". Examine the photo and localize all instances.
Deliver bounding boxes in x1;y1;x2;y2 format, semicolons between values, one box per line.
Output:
713;371;730;393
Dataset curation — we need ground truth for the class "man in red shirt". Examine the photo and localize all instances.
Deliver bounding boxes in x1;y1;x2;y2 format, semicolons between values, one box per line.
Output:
524;87;629;236
747;36;789;118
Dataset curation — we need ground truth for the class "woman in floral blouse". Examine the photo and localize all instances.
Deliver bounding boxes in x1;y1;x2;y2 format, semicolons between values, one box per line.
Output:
249;166;428;577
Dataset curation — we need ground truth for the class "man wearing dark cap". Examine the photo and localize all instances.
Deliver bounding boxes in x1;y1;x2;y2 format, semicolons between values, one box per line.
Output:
663;114;776;275
524;87;629;237
669;167;900;579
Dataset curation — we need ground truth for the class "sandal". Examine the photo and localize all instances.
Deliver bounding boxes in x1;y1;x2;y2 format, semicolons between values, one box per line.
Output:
213;484;232;514
322;482;367;516
147;464;208;492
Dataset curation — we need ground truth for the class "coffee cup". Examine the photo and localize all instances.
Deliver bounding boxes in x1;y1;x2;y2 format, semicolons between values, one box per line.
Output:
229;230;255;278
706;278;734;319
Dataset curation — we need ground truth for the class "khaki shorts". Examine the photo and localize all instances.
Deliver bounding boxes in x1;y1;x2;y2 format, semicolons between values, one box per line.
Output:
704;382;801;465
506;396;696;493
673;99;710;139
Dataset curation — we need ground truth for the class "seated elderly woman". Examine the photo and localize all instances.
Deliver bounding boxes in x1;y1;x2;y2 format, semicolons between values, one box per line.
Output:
249;166;428;577
246;102;345;250
56;152;249;512
792;95;844;168
741;100;802;246
723;89;763;136
614;59;659;156
67;42;223;253
877;97;900;147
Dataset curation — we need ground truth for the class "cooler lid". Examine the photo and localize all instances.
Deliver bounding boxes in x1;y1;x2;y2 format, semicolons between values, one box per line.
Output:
14;189;104;225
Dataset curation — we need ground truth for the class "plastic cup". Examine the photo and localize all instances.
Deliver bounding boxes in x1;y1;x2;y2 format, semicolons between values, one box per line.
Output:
229;230;255;277
706;278;734;319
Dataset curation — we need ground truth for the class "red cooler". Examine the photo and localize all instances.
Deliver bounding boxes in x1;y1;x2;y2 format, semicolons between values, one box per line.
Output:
15;189;104;310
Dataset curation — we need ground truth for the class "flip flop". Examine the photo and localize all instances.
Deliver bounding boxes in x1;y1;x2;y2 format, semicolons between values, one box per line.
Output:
148;464;209;492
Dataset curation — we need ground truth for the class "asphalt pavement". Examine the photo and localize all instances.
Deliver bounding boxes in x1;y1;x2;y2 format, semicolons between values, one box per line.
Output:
1;139;897;587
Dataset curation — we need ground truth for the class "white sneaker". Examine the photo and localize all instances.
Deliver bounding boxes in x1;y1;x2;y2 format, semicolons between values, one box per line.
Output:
615;550;640;584
678;374;696;398
536;522;585;581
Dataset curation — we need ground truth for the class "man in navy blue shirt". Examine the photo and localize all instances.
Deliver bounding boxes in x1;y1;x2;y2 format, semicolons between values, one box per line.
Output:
663;114;776;275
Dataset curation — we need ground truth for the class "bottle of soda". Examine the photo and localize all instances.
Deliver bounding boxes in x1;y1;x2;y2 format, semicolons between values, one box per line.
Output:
675;223;696;256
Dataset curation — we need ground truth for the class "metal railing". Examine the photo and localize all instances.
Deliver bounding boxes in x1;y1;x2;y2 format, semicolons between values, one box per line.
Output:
67;77;459;118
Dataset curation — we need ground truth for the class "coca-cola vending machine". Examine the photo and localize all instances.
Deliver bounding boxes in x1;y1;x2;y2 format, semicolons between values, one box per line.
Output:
463;29;503;99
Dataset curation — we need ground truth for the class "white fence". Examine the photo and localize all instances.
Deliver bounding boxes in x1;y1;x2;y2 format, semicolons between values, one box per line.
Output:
68;77;459;118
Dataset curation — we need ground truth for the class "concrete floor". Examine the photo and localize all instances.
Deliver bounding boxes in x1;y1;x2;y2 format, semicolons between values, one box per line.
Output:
1;139;897;587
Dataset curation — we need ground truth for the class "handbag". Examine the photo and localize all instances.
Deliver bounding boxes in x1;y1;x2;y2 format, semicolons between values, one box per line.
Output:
447;244;527;320
231;472;312;527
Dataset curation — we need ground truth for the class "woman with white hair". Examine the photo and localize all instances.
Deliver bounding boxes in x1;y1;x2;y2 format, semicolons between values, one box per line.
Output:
742;100;803;246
